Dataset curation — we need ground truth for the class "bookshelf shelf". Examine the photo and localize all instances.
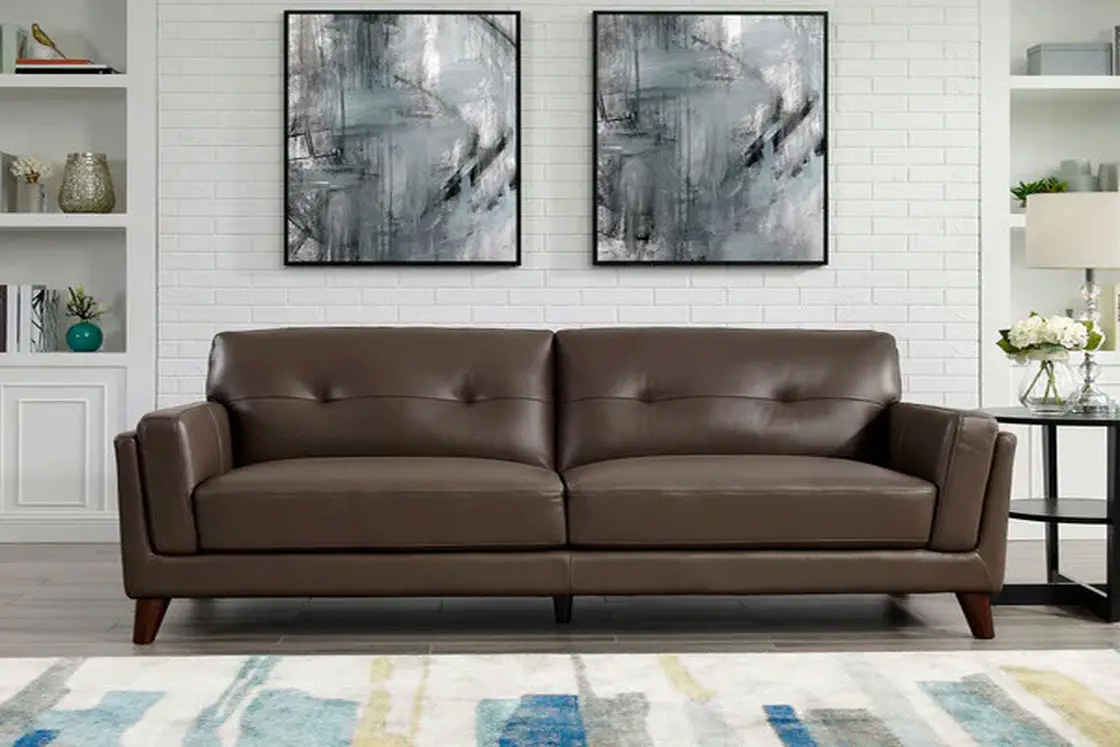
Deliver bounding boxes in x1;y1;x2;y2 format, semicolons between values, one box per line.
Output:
0;74;128;90
1012;75;1120;100
0;213;126;230
0;352;128;367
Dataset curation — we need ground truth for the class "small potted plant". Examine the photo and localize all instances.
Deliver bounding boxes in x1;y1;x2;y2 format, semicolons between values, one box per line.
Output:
65;285;106;353
997;312;1103;414
10;156;53;213
1010;177;1067;209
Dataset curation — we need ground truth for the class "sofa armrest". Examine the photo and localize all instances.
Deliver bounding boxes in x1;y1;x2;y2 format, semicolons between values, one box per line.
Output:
976;431;1016;589
888;402;1000;552
134;402;232;555
115;431;154;596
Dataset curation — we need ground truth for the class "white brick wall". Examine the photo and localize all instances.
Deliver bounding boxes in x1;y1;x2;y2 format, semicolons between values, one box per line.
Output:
157;0;980;406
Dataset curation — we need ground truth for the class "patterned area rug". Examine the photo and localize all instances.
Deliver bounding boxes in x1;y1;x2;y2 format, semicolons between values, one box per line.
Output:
0;650;1115;745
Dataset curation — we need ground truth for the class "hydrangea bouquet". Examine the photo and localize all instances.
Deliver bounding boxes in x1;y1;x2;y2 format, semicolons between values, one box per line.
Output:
997;312;1104;413
997;312;1102;360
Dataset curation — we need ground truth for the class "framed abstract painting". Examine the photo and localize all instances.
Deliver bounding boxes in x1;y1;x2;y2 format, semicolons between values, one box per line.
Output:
593;11;828;265
284;11;521;265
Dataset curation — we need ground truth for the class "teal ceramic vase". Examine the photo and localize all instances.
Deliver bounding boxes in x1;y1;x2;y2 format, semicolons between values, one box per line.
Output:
66;321;103;352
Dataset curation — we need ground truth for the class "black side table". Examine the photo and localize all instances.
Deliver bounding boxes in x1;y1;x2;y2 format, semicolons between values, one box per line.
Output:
985;407;1117;621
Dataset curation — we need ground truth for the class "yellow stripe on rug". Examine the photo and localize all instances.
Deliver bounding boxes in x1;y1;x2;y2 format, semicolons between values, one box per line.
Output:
1004;665;1120;746
659;654;715;702
352;656;431;747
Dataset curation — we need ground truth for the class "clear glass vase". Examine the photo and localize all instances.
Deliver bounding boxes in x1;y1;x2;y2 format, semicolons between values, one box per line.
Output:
1017;354;1079;415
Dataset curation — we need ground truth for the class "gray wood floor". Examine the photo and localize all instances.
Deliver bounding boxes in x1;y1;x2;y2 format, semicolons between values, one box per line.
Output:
1;541;1116;657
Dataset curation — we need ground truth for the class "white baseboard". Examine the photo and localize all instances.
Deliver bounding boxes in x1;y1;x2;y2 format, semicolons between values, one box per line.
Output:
0;514;119;543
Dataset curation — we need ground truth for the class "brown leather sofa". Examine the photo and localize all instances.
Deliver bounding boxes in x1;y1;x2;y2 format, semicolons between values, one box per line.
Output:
115;327;1015;644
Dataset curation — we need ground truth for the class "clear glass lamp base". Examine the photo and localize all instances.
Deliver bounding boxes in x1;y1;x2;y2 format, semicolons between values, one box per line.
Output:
1070;384;1113;415
1072;350;1113;415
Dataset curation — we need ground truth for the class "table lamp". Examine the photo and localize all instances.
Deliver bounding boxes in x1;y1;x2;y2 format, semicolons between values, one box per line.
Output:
1026;192;1120;414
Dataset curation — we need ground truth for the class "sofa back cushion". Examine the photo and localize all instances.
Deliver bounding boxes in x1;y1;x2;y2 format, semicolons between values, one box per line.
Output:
207;327;554;468
556;328;901;470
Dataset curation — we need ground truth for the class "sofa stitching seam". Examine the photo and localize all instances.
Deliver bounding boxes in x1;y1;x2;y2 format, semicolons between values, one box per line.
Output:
565;394;891;407
932;413;966;546
220;394;551;405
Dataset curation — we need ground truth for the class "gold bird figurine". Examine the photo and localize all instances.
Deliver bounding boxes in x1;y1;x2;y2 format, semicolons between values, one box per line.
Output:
30;23;67;59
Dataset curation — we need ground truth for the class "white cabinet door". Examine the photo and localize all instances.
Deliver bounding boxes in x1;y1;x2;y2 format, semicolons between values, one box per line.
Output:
0;366;126;541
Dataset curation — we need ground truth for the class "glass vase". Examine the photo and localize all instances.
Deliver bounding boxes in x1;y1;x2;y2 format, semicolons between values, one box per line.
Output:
57;153;116;214
1017;354;1079;415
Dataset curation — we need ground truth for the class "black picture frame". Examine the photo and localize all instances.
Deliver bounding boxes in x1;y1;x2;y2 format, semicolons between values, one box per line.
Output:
592;11;829;266
284;10;522;267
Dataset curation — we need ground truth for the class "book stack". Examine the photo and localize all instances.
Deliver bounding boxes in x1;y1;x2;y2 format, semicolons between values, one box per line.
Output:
14;58;117;75
0;285;63;353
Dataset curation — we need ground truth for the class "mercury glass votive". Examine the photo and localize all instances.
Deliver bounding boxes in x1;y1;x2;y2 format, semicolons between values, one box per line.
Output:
58;153;116;214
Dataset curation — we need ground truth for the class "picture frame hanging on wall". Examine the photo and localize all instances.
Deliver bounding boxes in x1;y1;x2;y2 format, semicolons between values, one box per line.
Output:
284;11;521;266
593;11;828;266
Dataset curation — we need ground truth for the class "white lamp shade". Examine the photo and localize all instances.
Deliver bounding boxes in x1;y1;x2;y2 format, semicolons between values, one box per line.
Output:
1025;193;1120;269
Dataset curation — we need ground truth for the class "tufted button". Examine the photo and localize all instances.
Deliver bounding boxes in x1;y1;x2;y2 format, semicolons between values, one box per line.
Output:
457;379;478;405
638;389;655;404
775;389;798;403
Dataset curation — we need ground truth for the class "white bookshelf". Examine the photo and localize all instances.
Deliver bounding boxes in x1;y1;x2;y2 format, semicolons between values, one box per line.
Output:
982;0;1120;540
1010;75;1120;93
0;0;155;541
0;213;127;229
0;352;129;367
0;74;128;90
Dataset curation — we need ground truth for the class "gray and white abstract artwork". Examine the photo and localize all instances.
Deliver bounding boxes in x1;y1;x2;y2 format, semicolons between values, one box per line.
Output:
285;12;520;265
594;12;827;265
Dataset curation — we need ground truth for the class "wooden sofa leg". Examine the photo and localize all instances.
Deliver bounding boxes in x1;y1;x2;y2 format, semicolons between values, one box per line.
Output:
553;595;573;624
956;592;994;640
132;598;171;645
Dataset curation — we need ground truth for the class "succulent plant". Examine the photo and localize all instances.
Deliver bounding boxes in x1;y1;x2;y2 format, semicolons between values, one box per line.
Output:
66;285;105;321
1010;177;1067;208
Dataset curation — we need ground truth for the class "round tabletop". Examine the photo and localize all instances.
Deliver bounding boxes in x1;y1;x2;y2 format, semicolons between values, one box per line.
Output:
982;407;1120;426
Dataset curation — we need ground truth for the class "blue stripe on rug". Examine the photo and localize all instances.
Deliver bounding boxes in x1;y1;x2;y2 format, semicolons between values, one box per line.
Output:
186;655;276;747
238;689;358;747
498;694;588;747
477;699;522;747
12;731;58;747
764;705;820;747
923;677;1071;747
36;691;162;747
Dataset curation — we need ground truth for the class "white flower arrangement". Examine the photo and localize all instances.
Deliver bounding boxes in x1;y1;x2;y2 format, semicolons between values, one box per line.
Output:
997;311;1103;362
10;156;53;185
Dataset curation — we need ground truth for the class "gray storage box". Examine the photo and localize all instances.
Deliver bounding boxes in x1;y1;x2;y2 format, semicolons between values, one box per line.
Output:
1027;43;1113;75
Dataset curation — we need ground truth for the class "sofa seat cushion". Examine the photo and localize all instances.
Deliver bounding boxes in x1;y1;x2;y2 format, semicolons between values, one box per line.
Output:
564;455;936;550
193;457;566;551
